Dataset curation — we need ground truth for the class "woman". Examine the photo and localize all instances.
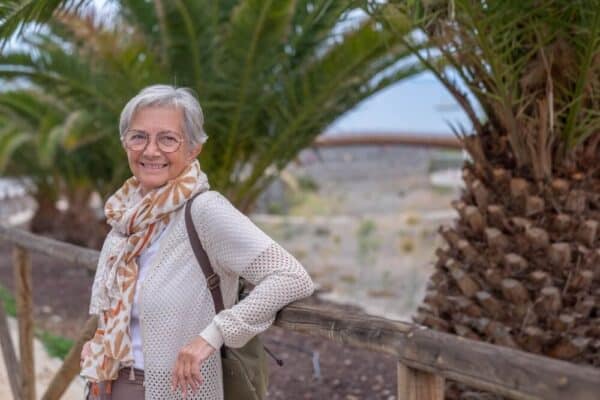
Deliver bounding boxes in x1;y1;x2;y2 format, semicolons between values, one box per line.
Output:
80;85;314;399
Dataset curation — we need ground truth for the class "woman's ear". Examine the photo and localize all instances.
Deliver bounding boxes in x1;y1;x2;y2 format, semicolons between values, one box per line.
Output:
188;144;202;161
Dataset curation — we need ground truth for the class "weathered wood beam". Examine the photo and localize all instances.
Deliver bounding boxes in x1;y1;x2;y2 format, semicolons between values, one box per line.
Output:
0;298;22;400
42;315;98;400
397;363;444;400
13;246;35;400
275;302;600;400
313;134;462;149
0;226;98;271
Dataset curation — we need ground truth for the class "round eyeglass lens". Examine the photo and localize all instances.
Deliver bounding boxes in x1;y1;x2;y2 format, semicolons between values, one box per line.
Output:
157;133;181;152
124;131;182;153
125;131;147;151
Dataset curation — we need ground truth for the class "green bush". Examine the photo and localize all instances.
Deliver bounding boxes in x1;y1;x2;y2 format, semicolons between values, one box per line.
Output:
38;331;74;360
0;284;73;359
0;285;16;316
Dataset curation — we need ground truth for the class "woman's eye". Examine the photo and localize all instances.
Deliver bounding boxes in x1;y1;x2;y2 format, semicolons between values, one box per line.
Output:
160;135;179;143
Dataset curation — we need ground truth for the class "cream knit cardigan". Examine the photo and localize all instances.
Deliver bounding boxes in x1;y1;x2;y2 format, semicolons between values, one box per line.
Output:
89;191;315;399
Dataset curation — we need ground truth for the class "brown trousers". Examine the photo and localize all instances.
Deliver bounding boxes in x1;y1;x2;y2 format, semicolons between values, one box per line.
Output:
86;368;145;400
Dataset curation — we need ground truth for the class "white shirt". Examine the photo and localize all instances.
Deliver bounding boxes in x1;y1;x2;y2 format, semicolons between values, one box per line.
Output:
131;225;167;369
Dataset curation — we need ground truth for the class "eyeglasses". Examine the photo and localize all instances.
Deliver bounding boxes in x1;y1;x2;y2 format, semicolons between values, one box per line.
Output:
123;130;184;153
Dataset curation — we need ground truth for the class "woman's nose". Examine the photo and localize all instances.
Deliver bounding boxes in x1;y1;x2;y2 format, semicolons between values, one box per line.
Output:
143;137;161;156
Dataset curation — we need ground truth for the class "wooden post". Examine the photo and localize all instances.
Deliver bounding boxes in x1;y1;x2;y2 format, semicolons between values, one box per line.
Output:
13;246;35;400
42;315;98;400
0;298;22;400
397;362;444;400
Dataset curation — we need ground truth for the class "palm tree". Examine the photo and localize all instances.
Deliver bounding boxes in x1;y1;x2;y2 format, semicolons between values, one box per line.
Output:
376;0;599;397
0;9;159;246
0;89;123;247
1;1;424;245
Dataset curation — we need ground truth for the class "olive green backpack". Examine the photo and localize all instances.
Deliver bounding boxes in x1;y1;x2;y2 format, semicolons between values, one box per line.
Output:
185;194;281;400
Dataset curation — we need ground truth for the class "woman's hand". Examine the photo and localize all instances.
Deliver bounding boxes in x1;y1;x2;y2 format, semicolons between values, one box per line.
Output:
171;336;216;398
80;340;92;368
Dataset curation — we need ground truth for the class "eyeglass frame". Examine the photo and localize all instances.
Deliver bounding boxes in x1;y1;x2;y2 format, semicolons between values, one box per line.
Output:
122;129;186;153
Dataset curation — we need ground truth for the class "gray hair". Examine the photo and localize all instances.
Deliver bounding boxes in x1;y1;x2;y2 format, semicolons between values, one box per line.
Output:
119;84;208;146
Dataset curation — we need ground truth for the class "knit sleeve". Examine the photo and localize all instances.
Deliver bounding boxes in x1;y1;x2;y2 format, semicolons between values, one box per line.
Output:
192;192;314;349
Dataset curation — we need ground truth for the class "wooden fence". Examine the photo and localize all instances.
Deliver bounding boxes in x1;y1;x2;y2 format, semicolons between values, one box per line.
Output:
0;225;599;400
313;133;462;149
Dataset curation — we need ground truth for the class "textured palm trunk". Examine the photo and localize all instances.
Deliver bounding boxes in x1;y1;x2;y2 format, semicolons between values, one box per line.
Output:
31;187;108;250
59;188;109;250
416;132;600;399
30;193;60;234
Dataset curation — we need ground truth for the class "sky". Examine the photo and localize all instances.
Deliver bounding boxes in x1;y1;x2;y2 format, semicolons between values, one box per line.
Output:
322;6;472;137
326;71;470;137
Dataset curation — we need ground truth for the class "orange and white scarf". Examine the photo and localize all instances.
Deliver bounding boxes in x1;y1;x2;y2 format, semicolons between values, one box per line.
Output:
81;160;209;393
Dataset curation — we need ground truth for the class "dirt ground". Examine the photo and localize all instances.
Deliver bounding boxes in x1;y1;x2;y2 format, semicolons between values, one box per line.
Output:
0;242;398;400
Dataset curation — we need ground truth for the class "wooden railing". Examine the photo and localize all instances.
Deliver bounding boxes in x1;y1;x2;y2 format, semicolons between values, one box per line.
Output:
0;225;599;400
313;133;462;149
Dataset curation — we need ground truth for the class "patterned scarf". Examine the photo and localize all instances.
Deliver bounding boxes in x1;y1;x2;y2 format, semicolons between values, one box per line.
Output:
81;160;209;392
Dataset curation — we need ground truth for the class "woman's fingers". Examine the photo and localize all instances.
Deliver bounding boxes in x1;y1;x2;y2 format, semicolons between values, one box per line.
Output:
181;378;187;399
184;357;200;396
182;370;203;398
183;357;192;381
172;337;216;394
189;365;202;393
171;354;184;391
179;357;188;392
188;376;198;394
183;356;192;398
172;354;198;395
181;358;203;398
191;365;203;389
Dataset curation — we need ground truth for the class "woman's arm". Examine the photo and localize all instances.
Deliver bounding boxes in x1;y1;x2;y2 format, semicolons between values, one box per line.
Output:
192;192;315;349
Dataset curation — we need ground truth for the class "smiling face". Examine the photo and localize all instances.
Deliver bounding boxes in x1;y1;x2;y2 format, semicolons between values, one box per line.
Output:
125;106;201;195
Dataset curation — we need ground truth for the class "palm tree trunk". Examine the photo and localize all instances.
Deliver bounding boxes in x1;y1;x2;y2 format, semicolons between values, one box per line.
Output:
30;194;59;234
60;188;108;249
416;132;600;399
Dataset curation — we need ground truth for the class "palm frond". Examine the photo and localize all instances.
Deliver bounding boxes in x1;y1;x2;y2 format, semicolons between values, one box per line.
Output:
0;122;33;172
215;0;298;188
561;4;600;148
0;0;88;44
384;0;600;179
1;0;425;210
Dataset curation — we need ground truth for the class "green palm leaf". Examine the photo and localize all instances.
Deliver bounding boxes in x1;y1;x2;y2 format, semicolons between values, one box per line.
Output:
0;123;32;171
0;0;88;43
383;0;600;179
1;0;426;215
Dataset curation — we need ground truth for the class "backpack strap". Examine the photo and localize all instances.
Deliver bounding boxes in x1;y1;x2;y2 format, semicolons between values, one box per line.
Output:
184;192;225;314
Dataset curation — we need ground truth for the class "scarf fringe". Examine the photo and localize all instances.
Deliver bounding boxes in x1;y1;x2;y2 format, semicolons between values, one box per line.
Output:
88;380;112;399
91;382;100;398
